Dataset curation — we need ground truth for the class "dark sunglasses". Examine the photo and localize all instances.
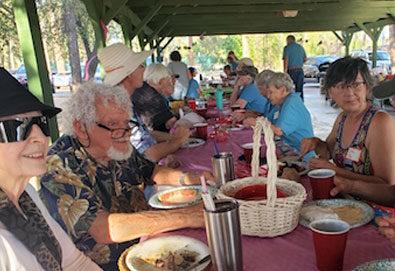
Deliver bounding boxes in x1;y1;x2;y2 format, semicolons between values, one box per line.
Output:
0;116;50;143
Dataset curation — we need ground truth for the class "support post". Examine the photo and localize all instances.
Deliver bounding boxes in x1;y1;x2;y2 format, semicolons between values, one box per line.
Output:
341;31;354;56
356;22;384;68
12;0;59;140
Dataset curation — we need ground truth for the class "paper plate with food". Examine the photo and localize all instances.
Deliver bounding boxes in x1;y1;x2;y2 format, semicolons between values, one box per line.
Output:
149;186;216;209
352;259;395;271
299;199;374;229
279;156;309;176
125;235;210;271
181;138;205;148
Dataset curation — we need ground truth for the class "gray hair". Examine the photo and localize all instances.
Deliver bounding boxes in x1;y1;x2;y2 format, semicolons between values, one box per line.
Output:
144;63;171;85
269;72;294;92
256;70;276;87
61;81;132;136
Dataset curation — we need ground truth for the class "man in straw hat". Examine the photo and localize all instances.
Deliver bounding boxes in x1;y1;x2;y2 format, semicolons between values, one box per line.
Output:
330;78;395;244
97;43;190;164
39;81;213;270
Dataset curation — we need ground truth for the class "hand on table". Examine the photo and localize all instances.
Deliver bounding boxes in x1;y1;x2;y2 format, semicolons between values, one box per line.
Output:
330;176;354;196
185;171;215;185
309;157;336;170
183;204;205;228
300;137;319;157
376;216;395;245
232;111;246;123
281;168;300;182
243;117;256;128
172;126;191;144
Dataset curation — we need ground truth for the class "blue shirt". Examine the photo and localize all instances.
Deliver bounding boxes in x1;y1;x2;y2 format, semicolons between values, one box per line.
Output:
130;113;157;156
239;83;269;115
283;42;306;69
266;103;280;122
186;78;199;99
275;93;316;161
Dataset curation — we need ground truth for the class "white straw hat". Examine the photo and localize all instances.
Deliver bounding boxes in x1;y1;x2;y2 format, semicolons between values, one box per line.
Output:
98;43;152;86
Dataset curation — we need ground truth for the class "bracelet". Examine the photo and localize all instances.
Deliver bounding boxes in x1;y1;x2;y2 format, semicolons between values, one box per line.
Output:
179;173;187;186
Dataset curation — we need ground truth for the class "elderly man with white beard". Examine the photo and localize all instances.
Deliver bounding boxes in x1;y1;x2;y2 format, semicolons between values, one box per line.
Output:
39;82;212;270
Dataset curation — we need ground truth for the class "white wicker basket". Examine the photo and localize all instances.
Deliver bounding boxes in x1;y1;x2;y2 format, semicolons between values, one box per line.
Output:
216;117;306;237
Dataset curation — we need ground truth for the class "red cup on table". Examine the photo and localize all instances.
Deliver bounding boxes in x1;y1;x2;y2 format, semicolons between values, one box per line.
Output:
188;99;196;110
308;169;336;200
194;123;208;140
310;219;350;271
241;143;254;163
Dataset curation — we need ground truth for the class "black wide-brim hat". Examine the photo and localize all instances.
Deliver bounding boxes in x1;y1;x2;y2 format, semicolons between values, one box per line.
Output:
0;67;61;118
372;78;395;99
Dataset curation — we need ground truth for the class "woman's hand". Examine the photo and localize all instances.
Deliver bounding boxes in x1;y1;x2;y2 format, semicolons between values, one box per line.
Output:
270;124;283;136
309;157;336;170
232;111;246;123
243;117;256;128
185;171;215;185
330;176;354;196
300;137;320;157
376;216;395;245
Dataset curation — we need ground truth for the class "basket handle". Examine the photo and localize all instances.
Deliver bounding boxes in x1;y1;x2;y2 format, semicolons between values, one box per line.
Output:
251;117;278;207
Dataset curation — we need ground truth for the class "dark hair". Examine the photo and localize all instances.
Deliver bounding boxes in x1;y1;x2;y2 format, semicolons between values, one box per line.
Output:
188;67;196;73
224;65;231;70
170;51;181;61
286;35;295;42
323;56;374;91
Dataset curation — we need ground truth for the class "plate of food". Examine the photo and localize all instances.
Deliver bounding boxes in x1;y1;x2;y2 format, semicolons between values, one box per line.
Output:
182;138;205;148
279;156;309;176
228;124;245;131
125;235;210;271
299;199;374;229
352;259;395;271
149;186;217;209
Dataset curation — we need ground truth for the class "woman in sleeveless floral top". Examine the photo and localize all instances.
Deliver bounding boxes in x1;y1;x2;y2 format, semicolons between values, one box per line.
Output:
300;57;395;187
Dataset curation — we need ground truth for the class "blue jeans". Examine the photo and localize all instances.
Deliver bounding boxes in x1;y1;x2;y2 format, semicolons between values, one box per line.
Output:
288;68;304;101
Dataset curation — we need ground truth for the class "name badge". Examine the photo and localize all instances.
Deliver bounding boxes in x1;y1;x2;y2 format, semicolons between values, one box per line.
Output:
345;147;361;162
273;111;280;120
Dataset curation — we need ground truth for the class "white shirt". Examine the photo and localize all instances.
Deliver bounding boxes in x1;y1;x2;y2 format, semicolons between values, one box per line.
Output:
0;184;102;271
167;61;189;89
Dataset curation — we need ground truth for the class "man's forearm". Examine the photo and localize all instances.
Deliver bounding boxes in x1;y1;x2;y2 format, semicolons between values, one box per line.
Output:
90;209;200;244
144;139;183;162
283;59;288;73
151;130;173;142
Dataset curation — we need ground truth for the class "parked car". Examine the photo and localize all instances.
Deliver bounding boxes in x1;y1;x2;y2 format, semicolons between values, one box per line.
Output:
13;65;28;87
52;71;72;89
303;55;339;81
350;50;392;75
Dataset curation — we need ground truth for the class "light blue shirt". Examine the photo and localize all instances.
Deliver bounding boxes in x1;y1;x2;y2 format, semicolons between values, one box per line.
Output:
239;83;270;115
266;103;280;122
275;93;316;161
186;78;199;99
283;42;306;69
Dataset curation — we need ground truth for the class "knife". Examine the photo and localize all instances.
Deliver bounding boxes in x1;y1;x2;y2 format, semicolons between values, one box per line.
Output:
184;254;211;271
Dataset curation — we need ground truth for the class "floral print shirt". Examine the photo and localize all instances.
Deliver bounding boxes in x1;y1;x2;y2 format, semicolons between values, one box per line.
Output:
39;135;155;270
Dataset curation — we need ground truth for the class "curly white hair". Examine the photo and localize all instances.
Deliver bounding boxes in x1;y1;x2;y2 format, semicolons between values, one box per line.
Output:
270;72;295;92
61;81;132;136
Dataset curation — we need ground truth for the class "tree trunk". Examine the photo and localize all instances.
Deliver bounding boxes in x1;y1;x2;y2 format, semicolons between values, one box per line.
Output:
76;17;98;80
242;34;249;57
63;0;82;86
389;24;395;69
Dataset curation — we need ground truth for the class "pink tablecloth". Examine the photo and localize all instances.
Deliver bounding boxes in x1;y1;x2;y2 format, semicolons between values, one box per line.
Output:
167;129;395;270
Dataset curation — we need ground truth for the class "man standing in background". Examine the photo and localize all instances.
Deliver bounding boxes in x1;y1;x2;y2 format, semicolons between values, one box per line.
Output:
283;35;307;101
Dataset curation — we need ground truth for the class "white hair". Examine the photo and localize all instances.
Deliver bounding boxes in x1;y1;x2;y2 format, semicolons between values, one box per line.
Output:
270;72;294;92
256;70;276;87
61;81;132;136
143;63;171;85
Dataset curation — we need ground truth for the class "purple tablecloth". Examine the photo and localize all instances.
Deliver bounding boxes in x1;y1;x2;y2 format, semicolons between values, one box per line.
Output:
167;129;395;270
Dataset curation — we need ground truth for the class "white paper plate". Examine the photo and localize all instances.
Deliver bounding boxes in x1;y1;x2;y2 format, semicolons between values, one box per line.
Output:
182;138;205;148
149;185;217;209
125;235;210;271
353;259;395;271
299;199;374;229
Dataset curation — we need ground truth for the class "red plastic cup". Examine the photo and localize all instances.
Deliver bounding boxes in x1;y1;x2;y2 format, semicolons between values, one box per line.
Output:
194;123;208;140
310;219;350;271
241;143;254;163
188;99;196;110
308;169;336;200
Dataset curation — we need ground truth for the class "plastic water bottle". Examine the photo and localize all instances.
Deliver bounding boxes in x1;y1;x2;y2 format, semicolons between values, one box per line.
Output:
215;86;223;110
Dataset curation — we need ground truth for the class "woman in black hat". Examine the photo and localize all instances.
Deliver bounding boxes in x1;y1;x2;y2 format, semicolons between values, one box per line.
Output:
0;68;101;271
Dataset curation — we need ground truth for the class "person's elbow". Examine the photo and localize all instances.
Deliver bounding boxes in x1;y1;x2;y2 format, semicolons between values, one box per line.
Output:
89;211;114;244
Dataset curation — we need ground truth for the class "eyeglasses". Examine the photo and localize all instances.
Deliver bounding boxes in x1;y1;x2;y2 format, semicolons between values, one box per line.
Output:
333;81;366;91
95;120;137;139
0;116;50;143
